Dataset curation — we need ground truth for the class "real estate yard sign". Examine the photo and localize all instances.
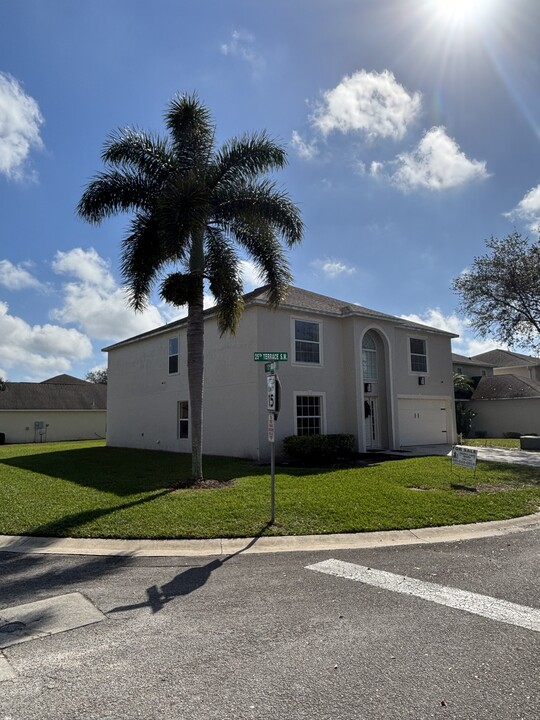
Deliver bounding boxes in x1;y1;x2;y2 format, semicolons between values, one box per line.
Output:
452;445;478;470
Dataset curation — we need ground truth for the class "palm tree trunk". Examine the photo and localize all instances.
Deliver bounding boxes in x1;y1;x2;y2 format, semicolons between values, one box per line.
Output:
187;231;205;481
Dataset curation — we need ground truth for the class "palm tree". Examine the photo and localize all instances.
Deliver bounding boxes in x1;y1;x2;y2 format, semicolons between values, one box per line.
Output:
77;93;303;481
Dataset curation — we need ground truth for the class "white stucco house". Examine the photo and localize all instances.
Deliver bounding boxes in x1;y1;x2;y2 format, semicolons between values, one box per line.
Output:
0;375;107;444
104;286;457;460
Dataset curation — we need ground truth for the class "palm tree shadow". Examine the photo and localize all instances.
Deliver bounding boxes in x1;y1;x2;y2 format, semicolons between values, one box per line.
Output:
109;523;273;615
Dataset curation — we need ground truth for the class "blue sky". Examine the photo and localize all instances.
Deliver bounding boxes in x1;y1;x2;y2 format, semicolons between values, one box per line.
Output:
1;0;540;381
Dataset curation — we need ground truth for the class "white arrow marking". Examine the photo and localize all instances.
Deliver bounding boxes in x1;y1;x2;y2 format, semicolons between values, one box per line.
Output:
306;559;540;633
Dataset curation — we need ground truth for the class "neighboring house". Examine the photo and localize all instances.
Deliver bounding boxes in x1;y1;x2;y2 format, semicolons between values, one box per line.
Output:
104;286;457;460
452;350;540;437
0;374;107;444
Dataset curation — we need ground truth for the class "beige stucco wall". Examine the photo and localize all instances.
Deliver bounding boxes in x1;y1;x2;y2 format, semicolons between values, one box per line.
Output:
106;303;456;459
0;410;106;444
469;398;540;437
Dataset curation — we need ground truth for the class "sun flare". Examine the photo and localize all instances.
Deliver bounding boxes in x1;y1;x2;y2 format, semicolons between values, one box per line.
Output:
430;0;494;26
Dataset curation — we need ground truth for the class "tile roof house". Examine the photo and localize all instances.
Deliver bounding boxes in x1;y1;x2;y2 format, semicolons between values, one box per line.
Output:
0;375;107;444
452;350;540;437
103;286;457;459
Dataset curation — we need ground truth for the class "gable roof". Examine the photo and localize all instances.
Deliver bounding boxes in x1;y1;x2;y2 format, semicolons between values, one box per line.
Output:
104;285;457;352
0;380;107;411
471;349;540;368
471;374;540;400
452;353;494;368
41;374;90;385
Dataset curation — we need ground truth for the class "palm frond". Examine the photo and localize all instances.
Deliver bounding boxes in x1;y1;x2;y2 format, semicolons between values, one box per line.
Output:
120;212;167;311
213;132;287;189
224;221;292;307
205;229;245;334
165;93;216;171
102;128;174;179
77;170;157;223
215;178;303;246
159;272;195;307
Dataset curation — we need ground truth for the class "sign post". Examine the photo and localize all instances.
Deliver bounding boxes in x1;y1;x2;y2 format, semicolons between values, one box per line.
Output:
255;352;287;524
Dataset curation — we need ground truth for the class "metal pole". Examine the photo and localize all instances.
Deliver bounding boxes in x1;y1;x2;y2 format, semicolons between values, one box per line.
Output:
270;437;275;524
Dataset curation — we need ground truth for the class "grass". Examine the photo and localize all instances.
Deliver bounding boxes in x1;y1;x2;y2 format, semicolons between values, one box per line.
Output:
0;440;539;540
464;438;520;449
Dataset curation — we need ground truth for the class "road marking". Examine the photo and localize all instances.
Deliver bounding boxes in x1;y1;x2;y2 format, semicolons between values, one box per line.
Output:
306;559;540;633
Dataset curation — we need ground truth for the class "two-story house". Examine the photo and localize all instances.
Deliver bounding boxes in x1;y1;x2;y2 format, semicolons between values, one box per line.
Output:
103;286;457;460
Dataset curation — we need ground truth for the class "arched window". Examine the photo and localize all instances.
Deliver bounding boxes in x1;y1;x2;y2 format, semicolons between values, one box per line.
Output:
362;332;377;380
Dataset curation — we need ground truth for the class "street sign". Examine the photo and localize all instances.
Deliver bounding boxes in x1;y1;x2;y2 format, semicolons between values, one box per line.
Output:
452;445;478;469
265;362;276;374
254;352;288;362
267;375;276;411
268;413;275;443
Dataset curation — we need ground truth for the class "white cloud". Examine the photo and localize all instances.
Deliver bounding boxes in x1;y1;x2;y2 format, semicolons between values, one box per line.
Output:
0;300;92;379
239;259;262;289
0;259;44;290
312;258;356;279
51;247;166;341
400;308;499;356
390;126;489;192
220;30;265;75
311;70;421;141
504;185;540;231
0;72;44;181
291;131;318;160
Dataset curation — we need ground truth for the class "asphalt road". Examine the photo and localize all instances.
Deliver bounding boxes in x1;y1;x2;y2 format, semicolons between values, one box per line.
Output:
1;529;539;720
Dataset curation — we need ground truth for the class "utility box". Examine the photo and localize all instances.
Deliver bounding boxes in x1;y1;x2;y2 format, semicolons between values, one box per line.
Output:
520;435;540;452
0;432;5;445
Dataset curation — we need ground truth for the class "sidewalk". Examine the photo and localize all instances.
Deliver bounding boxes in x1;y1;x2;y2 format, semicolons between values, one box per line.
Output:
1;512;540;558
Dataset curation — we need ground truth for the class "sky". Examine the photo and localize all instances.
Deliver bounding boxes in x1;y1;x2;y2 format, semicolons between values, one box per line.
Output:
1;0;540;381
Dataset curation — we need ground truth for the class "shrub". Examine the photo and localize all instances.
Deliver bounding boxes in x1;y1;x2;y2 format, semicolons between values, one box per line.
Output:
503;431;521;439
474;430;487;438
282;434;355;465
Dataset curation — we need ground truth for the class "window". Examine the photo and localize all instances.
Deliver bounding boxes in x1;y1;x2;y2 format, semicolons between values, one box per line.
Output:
362;332;377;380
410;338;427;373
177;401;189;439
168;337;179;374
294;320;320;364
296;395;323;435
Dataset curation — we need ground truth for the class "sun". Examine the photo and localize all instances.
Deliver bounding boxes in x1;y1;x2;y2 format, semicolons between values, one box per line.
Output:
429;0;494;26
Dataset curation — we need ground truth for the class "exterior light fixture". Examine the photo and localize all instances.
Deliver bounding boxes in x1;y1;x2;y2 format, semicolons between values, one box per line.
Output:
418;376;426;385
364;383;372;393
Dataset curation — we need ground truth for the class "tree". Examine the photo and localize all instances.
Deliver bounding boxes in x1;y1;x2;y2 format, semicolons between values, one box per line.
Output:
0;377;6;391
77;93;303;481
452;231;540;352
85;368;108;384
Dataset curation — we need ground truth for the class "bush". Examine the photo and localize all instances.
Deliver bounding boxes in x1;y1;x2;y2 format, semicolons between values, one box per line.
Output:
282;434;355;465
503;431;521;439
474;430;487;438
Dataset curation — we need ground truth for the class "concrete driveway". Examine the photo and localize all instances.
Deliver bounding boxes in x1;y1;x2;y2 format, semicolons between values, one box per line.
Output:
403;444;540;467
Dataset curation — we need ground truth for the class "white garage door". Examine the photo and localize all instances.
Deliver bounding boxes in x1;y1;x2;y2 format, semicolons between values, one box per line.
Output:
398;398;449;446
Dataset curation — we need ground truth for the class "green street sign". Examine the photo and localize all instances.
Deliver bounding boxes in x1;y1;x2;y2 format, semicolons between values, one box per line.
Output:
254;352;288;362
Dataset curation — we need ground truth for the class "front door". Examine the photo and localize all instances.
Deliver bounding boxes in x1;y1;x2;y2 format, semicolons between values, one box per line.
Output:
364;397;379;449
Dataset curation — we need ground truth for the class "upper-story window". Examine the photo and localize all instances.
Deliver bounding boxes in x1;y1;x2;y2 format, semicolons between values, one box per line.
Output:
362;332;377;380
168;337;179;374
410;337;427;373
294;320;321;364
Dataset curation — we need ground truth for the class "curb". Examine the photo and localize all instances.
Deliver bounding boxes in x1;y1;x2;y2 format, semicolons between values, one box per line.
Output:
1;512;540;558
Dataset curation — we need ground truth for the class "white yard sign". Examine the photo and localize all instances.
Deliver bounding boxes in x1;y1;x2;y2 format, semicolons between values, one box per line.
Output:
452;445;478;469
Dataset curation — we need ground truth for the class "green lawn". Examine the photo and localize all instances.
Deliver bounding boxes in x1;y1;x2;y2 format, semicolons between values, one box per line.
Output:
464;438;521;449
0;440;538;540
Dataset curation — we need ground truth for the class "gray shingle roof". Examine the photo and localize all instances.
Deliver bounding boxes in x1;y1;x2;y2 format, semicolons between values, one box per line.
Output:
471;349;540;368
452;353;494;368
0;380;107;411
471;374;540;400
104;284;457;351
